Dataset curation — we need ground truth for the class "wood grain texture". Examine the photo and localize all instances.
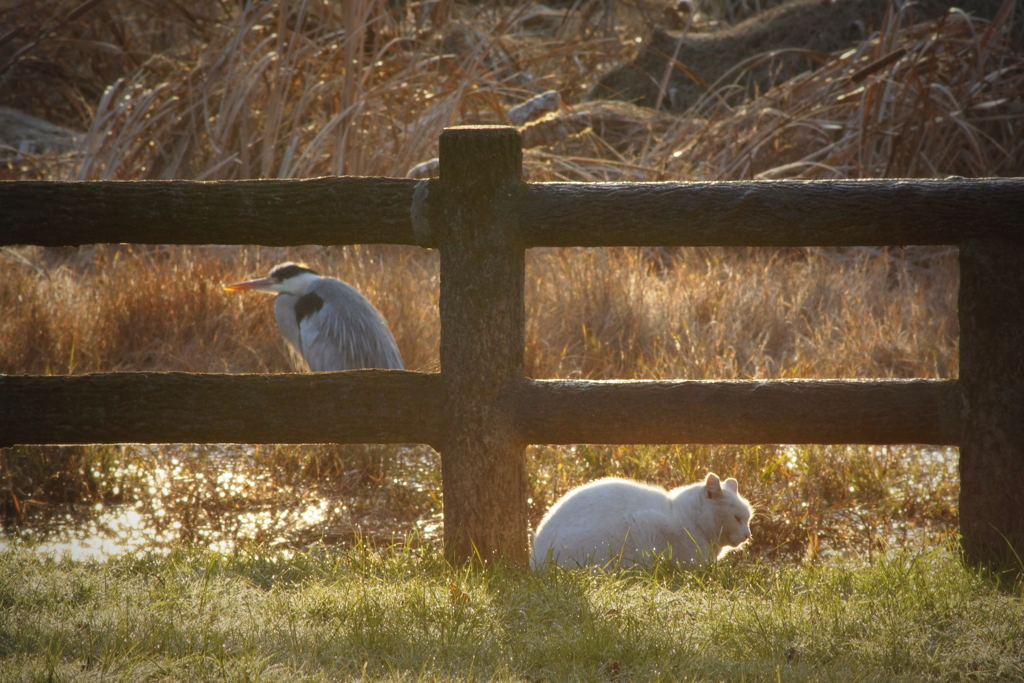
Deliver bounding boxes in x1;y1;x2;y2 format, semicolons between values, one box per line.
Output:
1;374;960;448
5;177;1022;248
0;177;427;247
0;371;443;447
521;178;1024;247
516;378;962;445
958;239;1024;572
437;126;529;566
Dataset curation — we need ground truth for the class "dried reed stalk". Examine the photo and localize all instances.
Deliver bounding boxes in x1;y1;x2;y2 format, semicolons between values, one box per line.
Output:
652;2;1024;180
68;0;592;181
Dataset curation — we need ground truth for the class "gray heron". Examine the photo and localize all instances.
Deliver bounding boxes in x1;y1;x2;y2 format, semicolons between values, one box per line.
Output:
224;262;404;371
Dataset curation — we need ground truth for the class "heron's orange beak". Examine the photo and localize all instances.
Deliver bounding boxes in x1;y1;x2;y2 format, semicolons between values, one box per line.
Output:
223;277;273;292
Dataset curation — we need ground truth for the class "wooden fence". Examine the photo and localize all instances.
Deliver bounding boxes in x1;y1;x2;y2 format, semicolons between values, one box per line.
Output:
2;126;1022;569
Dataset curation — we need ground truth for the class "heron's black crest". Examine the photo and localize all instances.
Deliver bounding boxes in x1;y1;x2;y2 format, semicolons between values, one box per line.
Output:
294;291;324;325
270;262;318;281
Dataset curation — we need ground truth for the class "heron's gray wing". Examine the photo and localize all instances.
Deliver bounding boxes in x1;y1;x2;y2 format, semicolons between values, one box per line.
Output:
296;278;404;371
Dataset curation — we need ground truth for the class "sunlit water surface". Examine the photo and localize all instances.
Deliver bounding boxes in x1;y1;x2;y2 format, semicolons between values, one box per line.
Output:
1;443;442;560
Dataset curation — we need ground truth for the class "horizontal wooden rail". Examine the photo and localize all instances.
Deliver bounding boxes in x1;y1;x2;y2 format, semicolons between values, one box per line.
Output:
0;177;423;247
3;177;1023;248
0;371;444;448
0;373;960;448
521;178;1024;247
517;378;962;445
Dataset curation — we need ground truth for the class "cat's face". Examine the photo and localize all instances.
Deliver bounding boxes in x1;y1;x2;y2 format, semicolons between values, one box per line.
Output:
705;474;753;548
715;493;753;548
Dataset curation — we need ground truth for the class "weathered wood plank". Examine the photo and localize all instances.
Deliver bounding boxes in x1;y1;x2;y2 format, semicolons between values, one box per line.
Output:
516;378;962;445
5;177;1022;249
1;374;961;448
438;126;529;566
521;178;1024;247
0;177;426;247
958;238;1024;572
0;371;443;447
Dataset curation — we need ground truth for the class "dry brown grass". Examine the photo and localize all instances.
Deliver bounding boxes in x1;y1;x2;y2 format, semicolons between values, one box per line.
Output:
517;3;1023;182
526;246;957;380
0;0;229;132
655;2;1024;180
3;0;1012;559
0;244;438;375
65;0;637;181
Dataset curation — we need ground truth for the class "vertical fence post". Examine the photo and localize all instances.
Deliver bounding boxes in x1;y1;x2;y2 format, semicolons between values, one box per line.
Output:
437;125;528;566
959;238;1024;572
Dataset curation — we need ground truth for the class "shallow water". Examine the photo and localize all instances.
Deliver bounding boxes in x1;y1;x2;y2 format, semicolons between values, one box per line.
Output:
1;443;442;560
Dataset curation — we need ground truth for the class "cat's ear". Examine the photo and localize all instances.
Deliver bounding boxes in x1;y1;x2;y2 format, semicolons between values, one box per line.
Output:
704;473;722;498
724;478;738;494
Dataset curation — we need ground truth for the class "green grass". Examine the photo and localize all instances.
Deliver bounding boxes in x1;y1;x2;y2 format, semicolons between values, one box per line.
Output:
1;541;1021;682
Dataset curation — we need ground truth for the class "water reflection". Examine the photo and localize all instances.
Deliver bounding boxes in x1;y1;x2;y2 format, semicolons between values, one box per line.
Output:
761;445;959;562
0;443;443;559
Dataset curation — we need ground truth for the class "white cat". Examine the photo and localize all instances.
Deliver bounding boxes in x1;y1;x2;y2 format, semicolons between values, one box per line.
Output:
531;473;753;571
